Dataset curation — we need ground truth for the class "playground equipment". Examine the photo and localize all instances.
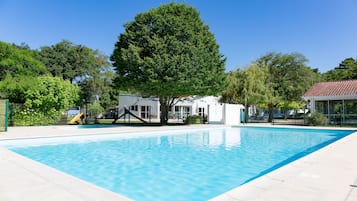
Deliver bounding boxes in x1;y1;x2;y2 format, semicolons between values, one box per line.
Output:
113;107;148;124
69;113;83;124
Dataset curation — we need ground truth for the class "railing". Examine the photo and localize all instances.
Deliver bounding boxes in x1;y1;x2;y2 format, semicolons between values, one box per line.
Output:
325;114;357;126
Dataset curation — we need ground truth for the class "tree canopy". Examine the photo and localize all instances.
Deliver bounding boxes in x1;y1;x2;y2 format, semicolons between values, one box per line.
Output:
37;40;118;109
254;52;320;121
111;3;226;124
0;41;47;80
322;57;357;81
221;52;320;122
0;75;79;125
36;40;100;83
0;40;118;126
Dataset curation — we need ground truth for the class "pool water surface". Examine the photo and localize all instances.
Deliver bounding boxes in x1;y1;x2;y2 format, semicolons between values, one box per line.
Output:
6;127;353;201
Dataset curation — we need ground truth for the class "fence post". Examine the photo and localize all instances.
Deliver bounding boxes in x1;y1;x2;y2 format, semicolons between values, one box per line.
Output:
5;99;9;131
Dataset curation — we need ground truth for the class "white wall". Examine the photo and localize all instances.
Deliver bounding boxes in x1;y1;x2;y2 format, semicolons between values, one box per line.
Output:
208;103;224;124
118;94;160;119
223;104;244;125
208;103;244;125
118;94;244;124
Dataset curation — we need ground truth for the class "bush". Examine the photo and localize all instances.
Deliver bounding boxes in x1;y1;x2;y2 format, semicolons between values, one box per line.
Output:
11;108;60;126
184;115;202;124
307;112;328;126
87;102;104;118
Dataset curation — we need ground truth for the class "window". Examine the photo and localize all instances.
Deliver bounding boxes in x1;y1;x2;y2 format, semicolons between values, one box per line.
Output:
174;106;190;119
130;105;138;111
315;101;328;114
198;107;205;116
141;106;150;119
345;100;357;114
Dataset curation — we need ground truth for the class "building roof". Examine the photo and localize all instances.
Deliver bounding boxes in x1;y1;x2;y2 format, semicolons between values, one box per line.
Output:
304;80;357;97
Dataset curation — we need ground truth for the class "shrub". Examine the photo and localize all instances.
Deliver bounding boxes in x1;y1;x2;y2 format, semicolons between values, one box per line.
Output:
184;115;202;124
307;112;328;126
6;76;80;126
11;108;59;126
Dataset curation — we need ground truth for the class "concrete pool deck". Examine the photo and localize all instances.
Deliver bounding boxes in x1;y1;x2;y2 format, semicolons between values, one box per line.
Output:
0;125;356;201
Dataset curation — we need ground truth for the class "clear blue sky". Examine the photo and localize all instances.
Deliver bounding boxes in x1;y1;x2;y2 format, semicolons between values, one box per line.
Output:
1;0;356;73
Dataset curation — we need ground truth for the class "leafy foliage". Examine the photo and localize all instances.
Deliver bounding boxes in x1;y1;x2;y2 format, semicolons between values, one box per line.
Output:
0;41;47;80
0;75;37;103
322;57;357;81
36;40;99;83
2;76;79;126
256;52;319;102
184;115;203;124
24;76;79;114
37;40;118;110
1;40;118;125
78;59;118;109
112;3;226;124
307;112;328;126
220;71;240;104
87;102;104;118
255;52;320;122
221;52;320;122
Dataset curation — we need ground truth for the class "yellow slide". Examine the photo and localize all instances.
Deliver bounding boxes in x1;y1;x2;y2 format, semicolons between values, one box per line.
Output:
69;113;83;124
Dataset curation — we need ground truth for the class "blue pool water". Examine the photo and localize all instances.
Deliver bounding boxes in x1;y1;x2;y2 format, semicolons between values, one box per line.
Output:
7;127;353;201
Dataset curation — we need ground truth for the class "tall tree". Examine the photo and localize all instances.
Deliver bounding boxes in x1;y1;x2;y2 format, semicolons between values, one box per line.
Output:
255;52;320;122
78;52;117;109
220;71;240;104
36;40;99;83
37;40;117;109
111;3;226;125
221;64;269;121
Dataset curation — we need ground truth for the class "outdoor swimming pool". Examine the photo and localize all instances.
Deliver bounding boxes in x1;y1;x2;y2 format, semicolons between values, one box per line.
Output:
4;127;354;201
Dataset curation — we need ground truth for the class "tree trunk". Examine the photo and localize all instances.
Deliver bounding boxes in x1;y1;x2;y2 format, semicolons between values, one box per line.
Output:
159;97;169;125
268;103;274;123
284;109;288;120
244;104;249;123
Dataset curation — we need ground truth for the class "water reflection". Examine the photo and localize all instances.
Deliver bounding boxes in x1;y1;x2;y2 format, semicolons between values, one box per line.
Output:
162;128;241;149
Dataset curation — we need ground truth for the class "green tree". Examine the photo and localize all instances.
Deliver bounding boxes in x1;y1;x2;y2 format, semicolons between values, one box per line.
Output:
22;76;79;125
78;53;118;110
221;64;269;121
0;41;47;80
220;71;240;104
0;75;37;103
111;3;226;125
0;75;79;125
87;102;104;118
323;57;357;81
36;40;99;83
37;40;118;109
241;63;270;107
25;76;79;114
255;52;320;122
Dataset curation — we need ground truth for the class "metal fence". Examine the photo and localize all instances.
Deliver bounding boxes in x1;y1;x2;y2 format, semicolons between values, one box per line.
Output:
0;99;9;132
246;108;307;126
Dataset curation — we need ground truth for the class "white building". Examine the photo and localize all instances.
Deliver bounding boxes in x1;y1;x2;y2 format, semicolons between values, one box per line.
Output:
118;94;244;125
